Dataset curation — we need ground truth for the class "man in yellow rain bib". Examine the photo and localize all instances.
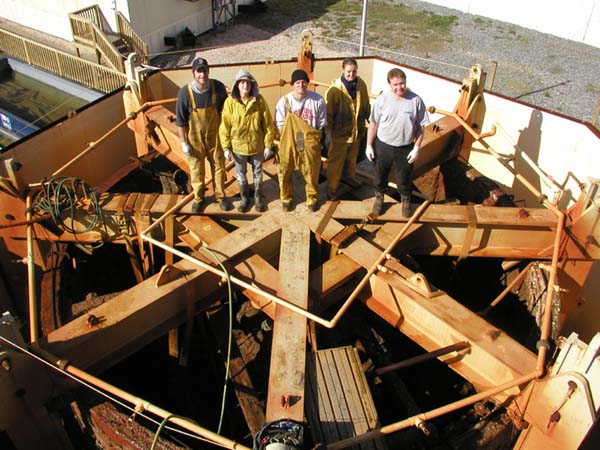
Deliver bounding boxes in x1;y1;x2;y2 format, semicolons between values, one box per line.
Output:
176;57;232;213
274;69;327;212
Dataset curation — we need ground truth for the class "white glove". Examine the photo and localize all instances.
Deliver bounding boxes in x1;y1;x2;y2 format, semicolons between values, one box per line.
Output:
181;142;192;155
224;149;232;161
365;144;375;162
263;147;273;160
407;146;420;164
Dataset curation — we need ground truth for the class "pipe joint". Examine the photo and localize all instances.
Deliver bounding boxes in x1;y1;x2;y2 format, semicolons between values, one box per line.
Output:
536;339;550;351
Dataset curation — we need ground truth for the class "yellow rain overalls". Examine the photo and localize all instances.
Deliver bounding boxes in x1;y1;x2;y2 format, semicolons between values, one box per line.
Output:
325;78;368;196
186;82;227;202
278;97;322;206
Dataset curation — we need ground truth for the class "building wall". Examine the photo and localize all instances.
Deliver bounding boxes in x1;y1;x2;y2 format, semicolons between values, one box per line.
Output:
126;0;214;55
2;0;216;54
421;0;600;48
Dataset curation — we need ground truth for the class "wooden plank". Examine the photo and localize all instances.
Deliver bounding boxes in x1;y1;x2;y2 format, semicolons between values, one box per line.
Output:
208;307;266;435
321;349;355;440
177;215;278;318
266;219;310;422
307;351;343;443
305;347;387;450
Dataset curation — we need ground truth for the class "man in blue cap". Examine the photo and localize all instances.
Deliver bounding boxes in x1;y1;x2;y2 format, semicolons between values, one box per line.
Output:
176;57;232;212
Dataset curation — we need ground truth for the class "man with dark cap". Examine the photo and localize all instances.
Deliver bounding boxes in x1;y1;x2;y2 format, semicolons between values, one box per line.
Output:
274;69;327;212
176;57;232;212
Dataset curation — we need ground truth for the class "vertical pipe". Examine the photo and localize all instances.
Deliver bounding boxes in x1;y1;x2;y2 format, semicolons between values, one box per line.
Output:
359;0;368;56
26;194;38;342
488;61;497;90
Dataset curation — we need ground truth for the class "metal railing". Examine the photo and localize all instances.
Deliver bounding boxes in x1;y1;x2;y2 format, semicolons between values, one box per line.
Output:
115;11;149;64
0;28;126;93
69;7;125;72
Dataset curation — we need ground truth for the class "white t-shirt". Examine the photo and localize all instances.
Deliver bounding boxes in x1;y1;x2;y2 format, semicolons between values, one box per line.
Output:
275;91;327;131
370;89;429;146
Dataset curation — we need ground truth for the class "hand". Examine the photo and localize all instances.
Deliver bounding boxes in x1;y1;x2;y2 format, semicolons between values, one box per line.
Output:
224;149;232;161
365;144;375;162
181;142;192;155
407;146;420;164
263;147;273;160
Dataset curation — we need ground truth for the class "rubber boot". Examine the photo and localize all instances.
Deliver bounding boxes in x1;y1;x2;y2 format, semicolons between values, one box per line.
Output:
238;182;251;213
401;194;411;218
372;192;384;216
254;182;266;212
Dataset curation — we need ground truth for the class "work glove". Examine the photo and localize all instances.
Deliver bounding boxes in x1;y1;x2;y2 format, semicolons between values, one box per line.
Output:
181;142;192;156
263;147;273;160
407;146;420;164
224;149;232;161
365;144;375;162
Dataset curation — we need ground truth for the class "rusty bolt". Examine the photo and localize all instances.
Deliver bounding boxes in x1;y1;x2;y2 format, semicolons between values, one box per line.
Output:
1;358;11;372
87;314;101;327
517;208;530;219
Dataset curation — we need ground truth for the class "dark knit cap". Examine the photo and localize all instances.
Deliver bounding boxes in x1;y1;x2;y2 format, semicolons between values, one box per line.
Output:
290;69;309;84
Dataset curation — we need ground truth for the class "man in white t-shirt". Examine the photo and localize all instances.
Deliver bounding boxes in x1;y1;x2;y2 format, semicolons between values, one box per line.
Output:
365;68;429;217
274;69;327;212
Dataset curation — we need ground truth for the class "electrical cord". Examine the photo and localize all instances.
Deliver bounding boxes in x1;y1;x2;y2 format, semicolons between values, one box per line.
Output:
198;245;234;436
33;176;107;246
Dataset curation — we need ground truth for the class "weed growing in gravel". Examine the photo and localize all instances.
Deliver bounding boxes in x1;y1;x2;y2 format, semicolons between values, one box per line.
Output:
241;0;457;55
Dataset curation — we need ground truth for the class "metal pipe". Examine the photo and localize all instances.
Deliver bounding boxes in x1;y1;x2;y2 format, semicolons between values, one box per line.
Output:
359;0;368;57
63;364;251;450
0;336;250;450
26;194;38;342
328;200;431;327
428;107;562;216
27;98;176;185
374;341;470;376
140;233;335;328
325;370;541;450
0;213;52;229
488;61;497;90
536;211;565;373
141;196;429;330
479;262;534;315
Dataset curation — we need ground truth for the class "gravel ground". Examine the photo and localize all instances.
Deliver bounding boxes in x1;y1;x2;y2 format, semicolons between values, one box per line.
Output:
3;2;599;122
153;0;600;123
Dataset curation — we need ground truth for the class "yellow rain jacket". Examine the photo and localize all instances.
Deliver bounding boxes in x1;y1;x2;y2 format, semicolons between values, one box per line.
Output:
219;94;275;156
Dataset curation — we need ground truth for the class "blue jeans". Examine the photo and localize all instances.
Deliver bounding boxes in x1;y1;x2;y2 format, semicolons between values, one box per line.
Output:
232;152;264;186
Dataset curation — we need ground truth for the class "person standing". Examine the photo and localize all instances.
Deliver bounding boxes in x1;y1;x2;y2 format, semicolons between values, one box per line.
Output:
365;68;429;217
274;69;327;212
324;57;371;200
219;68;275;212
176;57;232;213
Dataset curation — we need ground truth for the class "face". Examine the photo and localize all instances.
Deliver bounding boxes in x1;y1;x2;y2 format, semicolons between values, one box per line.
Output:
293;79;308;99
238;79;251;98
389;76;407;98
193;67;209;88
343;64;358;82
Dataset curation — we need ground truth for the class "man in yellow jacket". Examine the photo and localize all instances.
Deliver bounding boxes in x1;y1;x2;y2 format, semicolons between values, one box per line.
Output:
220;69;275;212
324;58;371;200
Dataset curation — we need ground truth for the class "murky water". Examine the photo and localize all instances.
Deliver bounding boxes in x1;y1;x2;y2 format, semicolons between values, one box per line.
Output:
0;69;88;148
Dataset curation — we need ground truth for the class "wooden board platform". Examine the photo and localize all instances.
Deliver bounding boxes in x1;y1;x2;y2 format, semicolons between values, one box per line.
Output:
306;346;387;450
